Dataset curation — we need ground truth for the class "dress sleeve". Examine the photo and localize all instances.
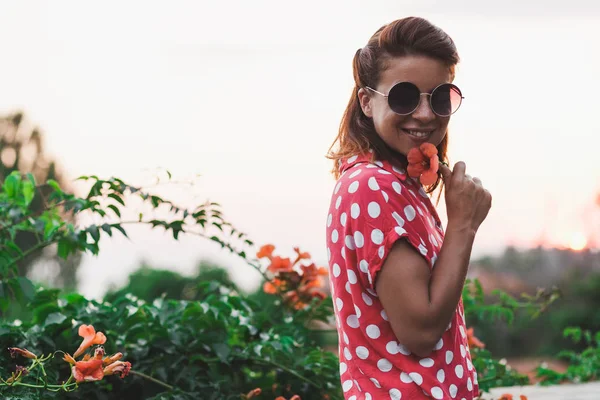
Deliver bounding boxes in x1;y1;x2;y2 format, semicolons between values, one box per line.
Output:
344;168;435;292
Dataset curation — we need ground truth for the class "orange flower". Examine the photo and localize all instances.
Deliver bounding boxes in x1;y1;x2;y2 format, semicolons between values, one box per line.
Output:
72;359;104;383
407;143;440;186
103;360;132;378
8;347;37;360
267;256;293;273
103;352;123;366
292;247;311;264
73;324;107;358
244;388;262;399
63;353;77;365
466;327;485;349
257;244;275;259
498;395;513;400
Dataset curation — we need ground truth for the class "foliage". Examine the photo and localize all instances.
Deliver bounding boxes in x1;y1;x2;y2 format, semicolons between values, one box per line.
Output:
1;169;598;399
535;326;600;385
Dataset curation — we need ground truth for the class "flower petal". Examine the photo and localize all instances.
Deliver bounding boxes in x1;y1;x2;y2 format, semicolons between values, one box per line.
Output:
407;147;425;164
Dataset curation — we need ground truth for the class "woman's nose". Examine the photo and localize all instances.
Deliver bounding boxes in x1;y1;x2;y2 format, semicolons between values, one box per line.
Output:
411;94;436;122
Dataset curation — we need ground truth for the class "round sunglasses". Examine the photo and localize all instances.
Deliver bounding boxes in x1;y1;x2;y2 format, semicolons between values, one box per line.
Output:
365;82;464;117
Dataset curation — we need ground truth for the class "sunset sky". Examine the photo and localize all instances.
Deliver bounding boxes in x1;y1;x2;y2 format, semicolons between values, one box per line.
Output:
1;1;599;298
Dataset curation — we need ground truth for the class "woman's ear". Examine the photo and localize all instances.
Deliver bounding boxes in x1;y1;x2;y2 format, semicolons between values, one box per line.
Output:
357;87;373;118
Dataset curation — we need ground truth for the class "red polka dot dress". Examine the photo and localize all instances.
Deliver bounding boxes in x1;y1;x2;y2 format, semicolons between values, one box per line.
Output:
325;153;480;400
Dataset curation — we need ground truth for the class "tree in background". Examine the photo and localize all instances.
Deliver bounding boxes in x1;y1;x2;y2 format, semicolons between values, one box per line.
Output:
0;111;81;290
104;260;240;303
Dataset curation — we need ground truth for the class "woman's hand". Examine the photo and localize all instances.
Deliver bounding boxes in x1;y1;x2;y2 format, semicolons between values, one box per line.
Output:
439;162;492;234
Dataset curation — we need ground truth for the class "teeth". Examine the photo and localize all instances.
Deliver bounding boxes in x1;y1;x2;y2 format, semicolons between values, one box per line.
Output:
405;130;432;138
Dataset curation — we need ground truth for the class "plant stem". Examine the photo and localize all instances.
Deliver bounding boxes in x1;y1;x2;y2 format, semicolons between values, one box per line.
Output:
129;370;174;391
249;357;321;389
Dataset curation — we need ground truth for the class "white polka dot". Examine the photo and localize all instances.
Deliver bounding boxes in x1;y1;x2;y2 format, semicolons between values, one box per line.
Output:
392;212;405;227
366;324;380;339
467;358;473;371
347;269;357;284
394;226;406;236
327;248;331;261
455;364;464;378
365;394;372;400
434;338;444;350
446;351;454;364
377;169;391;175
343;332;349;344
374;161;383;167
368;201;381;218
356;346;369;359
334;182;342;195
354;231;364;248
431;387;444;399
404;205;416;221
366;288;377;297
340;212;347;226
349;169;362;179
473;371;478;384
348;181;359;193
379;246;385;258
345;281;351;293
392;181;402;194
467;377;473;391
341;246;346;259
408;372;423;385
331;229;339;243
344;347;352;360
342;380;353;392
370;377;381;388
419;358;434;368
400;372;412;383
354;304;361;318
446;321;452;331
327;213;332;227
348;396;357;400
382;190;389;202
333;264;340;277
335;297;343;311
339;362;347;375
449;384;458;398
460;345;466;358
335;196;342;209
371;229;384;245
389;388;402;400
397;344;411;355
348;155;358;163
359;259;369;273
345;235;356;250
350;203;360;219
362;292;373;306
377;358;392;372
418;244;428;256
459;325;466;339
437;369;445;383
386;341;398;355
368;176;380;190
393;166;405;174
347;315;359;328
381;310;388;321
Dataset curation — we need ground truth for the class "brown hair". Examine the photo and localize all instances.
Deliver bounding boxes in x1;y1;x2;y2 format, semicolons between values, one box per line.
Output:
327;17;460;199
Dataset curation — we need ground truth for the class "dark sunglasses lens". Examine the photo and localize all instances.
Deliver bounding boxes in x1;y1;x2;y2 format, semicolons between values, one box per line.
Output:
431;84;462;116
388;82;421;114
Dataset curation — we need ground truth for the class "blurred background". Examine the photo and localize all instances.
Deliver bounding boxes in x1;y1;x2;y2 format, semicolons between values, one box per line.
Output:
1;0;599;372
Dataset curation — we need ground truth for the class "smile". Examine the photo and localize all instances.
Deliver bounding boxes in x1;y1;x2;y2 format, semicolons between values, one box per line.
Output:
402;129;434;138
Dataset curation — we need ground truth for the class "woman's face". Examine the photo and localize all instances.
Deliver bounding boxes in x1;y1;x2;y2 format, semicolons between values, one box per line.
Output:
358;55;453;156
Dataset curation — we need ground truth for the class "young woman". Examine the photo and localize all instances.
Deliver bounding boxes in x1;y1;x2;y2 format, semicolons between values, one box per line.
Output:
326;17;491;399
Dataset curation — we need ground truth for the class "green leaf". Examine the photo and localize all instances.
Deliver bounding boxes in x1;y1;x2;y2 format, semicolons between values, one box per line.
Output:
88;224;100;242
21;179;35;206
112;224;129;238
47;179;61;192
101;223;113;236
108;193;125;206
3;172;20;197
108;204;121;217
17;277;36;301
44;312;67;326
